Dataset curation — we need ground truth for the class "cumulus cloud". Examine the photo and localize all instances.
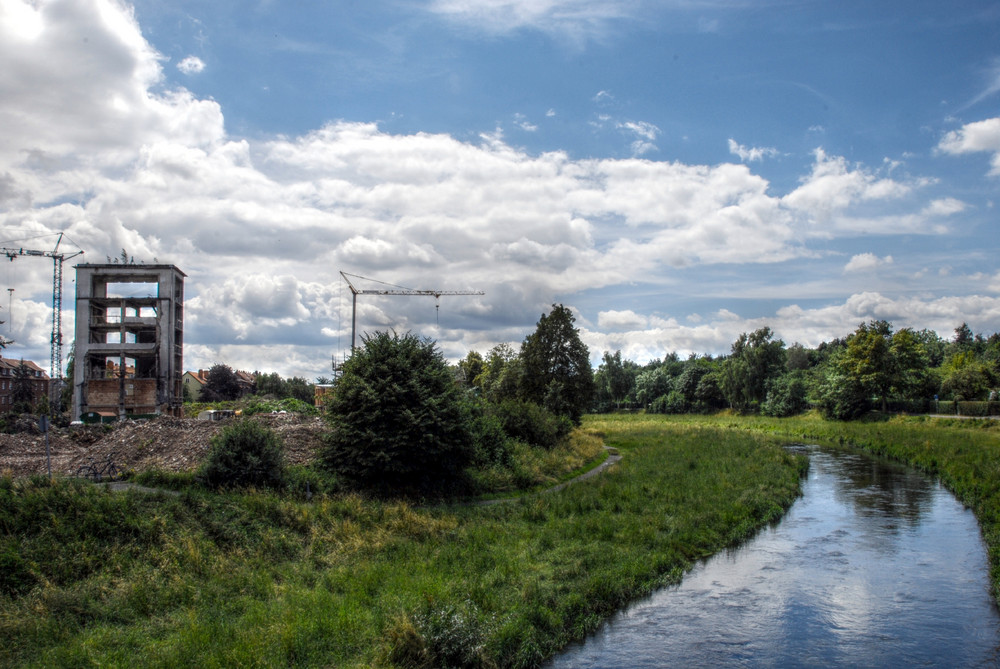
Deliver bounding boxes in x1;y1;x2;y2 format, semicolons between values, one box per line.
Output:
0;0;224;166
580;291;1000;364
177;55;205;74
728;139;779;163
844;253;893;273
597;309;648;331
783;148;914;226
2;0;995;377
938;117;1000;176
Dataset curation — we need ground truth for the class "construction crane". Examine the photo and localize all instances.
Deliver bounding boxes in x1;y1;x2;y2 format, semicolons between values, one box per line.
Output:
340;271;484;352
2;233;84;410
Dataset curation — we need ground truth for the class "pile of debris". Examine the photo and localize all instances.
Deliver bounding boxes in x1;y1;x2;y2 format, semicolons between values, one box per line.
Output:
0;414;327;478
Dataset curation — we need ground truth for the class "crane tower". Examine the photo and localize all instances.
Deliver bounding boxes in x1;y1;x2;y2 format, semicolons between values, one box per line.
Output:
1;233;84;410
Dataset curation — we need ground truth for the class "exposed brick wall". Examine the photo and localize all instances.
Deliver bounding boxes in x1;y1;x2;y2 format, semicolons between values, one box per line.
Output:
85;378;158;414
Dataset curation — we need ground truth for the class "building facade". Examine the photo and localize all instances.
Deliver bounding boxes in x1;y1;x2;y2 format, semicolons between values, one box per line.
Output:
72;264;185;420
0;356;49;413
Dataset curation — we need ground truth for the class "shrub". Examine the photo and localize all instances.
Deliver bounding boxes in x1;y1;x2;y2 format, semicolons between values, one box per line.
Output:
815;369;869;421
464;398;514;468
648;390;687;414
200;419;287;489
761;374;809;418
492;399;570;450
321;331;472;495
240;396;318;416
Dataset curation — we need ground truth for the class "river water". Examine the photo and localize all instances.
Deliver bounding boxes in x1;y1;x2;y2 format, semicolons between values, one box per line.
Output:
548;446;1000;668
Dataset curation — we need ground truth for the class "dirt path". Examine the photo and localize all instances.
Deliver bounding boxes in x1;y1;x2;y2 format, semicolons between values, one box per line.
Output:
476;447;622;506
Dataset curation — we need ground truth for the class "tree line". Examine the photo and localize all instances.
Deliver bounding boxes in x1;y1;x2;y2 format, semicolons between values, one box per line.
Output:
592;321;1000;420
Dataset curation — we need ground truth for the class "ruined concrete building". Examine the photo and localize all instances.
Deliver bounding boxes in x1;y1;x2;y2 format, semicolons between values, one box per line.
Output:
72;264;185;420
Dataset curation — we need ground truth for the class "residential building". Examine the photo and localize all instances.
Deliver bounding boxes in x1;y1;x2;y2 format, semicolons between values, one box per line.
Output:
0;356;50;413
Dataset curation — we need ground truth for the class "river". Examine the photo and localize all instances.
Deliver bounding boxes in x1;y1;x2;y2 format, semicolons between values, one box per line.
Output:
548;446;1000;667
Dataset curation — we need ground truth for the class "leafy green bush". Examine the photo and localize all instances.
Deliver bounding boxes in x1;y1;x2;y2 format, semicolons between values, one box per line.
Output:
648;390;687;414
464;398;514;468
815;369;869;420
761;374;809;418
492;399;570;450
321;331;472;495
240;396;318;416
200;419;287;489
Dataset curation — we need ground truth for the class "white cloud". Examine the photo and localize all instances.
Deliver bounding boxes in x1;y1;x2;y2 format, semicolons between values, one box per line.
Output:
513;113;538;132
428;0;636;41
597;309;648;331
2;0;995;378
938;116;1000;176
920;197;965;218
0;0;224;166
844;253;893;273
783;148;913;223
177;55;205;75
619;121;659;141
728;138;779;163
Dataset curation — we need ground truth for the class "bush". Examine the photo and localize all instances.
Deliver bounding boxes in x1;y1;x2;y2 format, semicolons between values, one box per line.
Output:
492;399;570;450
815;370;869;421
200;419;287;489
761;374;809;418
464;398;514;468
321;331;472;495
240;396;318;416
648;390;687;414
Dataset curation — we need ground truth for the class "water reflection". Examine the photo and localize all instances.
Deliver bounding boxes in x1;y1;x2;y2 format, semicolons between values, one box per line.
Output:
829;450;936;529
548;446;1000;668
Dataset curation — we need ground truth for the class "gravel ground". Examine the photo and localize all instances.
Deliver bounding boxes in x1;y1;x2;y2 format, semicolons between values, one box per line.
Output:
0;414;326;478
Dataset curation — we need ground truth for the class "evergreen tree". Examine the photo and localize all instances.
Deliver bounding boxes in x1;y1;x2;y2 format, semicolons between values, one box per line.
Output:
518;304;594;424
11;361;35;414
321;331;472;494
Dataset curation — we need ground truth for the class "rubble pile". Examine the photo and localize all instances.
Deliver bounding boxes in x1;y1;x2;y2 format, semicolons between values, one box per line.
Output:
0;414;328;478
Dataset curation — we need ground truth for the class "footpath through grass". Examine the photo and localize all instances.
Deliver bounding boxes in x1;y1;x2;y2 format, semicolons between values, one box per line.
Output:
0;418;806;668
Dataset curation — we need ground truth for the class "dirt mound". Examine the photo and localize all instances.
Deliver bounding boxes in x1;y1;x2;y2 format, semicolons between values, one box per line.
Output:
0;414;327;478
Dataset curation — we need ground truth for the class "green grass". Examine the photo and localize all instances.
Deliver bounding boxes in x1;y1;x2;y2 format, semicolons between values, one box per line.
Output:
0;419;807;667
669;410;1000;598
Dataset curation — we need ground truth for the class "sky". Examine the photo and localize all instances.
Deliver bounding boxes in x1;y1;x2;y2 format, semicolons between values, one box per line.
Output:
1;0;999;380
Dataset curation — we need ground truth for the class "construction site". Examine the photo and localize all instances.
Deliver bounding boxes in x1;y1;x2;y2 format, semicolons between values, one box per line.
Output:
0;251;485;478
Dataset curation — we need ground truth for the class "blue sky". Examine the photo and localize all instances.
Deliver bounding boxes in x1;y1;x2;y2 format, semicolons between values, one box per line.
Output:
1;0;999;378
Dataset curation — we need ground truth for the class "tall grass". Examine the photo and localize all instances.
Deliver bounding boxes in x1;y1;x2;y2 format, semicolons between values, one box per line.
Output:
0;420;806;668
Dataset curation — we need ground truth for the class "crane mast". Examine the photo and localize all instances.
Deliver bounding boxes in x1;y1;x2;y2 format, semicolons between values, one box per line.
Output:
340;271;484;352
2;233;84;410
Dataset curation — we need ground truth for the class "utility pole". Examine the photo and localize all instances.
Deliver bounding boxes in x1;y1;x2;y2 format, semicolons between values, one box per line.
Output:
1;233;84;410
340;271;484;352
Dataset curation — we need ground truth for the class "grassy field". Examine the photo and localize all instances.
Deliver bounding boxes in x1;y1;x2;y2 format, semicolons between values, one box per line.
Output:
0;416;806;668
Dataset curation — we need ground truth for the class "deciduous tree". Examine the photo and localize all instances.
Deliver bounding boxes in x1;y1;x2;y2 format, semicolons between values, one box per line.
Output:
203;363;242;401
719;327;786;412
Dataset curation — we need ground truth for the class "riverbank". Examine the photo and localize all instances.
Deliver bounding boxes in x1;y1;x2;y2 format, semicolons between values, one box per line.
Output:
654;411;1000;599
0;419;805;668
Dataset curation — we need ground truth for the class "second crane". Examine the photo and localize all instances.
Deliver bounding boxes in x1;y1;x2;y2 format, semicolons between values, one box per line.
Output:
340;271;484;352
